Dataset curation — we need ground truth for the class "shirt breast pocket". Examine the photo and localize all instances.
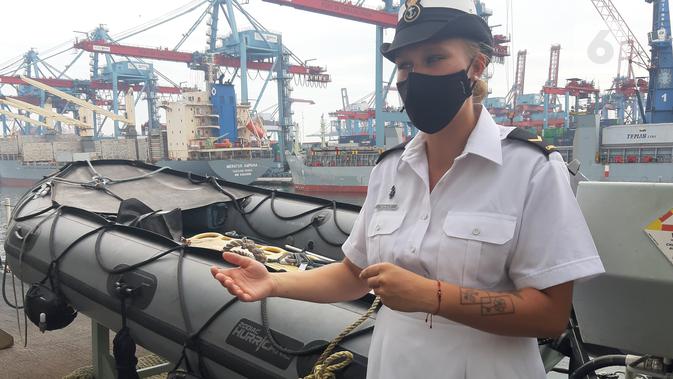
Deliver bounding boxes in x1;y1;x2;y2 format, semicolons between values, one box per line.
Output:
440;212;517;289
366;211;406;265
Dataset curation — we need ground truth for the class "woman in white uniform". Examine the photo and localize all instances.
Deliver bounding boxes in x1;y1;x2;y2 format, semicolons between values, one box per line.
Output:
211;0;605;377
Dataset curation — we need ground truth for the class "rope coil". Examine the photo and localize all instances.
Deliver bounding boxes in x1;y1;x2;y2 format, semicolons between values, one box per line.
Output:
302;297;380;379
303;350;354;379
221;238;267;263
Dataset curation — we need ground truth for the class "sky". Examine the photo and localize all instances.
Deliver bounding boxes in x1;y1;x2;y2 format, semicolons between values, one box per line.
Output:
0;0;656;139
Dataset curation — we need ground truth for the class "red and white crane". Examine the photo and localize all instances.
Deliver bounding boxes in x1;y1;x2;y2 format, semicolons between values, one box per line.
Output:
73;39;330;82
505;50;527;108
546;44;561;109
261;0;397;27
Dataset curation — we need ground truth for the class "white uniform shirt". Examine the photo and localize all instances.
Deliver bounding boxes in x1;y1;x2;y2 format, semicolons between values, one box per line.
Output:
342;106;605;379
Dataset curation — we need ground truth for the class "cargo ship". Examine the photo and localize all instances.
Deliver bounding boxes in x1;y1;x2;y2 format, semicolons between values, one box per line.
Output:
0;133;150;187
287;146;380;193
572;114;673;182
287;114;673;193
0;83;276;187
156;83;275;184
287;127;407;193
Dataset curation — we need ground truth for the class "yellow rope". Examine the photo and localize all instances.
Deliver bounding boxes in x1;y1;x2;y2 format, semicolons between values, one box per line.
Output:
302;351;354;379
189;232;226;240
187;233;321;271
302;297;381;379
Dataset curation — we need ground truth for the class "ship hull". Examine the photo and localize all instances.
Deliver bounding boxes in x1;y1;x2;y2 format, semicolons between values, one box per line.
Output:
286;154;371;193
156;158;275;185
0;160;60;187
289;161;673;190
0;158;275;187
293;183;368;193
582;163;673;183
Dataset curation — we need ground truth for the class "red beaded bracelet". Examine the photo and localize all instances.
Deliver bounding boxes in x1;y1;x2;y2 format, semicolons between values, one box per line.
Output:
434;280;442;314
425;280;442;329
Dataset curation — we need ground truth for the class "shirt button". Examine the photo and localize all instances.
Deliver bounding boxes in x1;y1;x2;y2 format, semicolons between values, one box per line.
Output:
375;225;381;231
410;247;416;254
472;228;481;236
421;213;429;220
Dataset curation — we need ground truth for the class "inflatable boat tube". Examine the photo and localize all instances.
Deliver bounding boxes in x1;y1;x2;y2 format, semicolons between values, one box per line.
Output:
3;160;375;379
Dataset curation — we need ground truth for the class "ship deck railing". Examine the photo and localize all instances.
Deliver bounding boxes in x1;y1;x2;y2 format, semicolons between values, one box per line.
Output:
305;156;379;167
188;148;274;161
20;161;62;168
600;145;673;164
191;146;272;152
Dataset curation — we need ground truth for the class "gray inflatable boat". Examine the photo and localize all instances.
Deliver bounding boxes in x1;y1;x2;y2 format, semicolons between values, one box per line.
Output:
3;160;374;378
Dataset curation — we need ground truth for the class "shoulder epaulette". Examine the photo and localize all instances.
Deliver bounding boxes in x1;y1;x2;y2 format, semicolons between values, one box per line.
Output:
506;128;557;157
375;141;410;164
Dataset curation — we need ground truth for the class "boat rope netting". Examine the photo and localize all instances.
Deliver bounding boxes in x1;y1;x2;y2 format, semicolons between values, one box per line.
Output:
44;161;247;213
204;177;350;247
10;161;352;251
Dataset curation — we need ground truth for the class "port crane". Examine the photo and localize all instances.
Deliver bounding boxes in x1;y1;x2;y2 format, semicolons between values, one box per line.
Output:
0;45;180;138
0;108;51;132
0;97;93;135
1;0;330;164
67;0;330;163
0;74;138;137
262;0;509;147
546;45;561;110
505;50;527;109
590;0;673;124
19;75;136;132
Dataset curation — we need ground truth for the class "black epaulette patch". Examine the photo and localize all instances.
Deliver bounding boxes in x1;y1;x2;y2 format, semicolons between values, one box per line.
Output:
375;141;410;164
505;128;557;157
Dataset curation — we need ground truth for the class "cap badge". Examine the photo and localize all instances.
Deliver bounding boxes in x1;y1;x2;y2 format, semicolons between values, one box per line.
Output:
403;0;422;23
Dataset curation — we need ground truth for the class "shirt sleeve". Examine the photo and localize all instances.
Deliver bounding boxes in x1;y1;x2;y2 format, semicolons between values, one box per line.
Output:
509;154;605;290
341;165;382;269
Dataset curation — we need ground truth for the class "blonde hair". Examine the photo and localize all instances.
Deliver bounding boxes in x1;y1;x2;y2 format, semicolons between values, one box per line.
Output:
463;41;491;104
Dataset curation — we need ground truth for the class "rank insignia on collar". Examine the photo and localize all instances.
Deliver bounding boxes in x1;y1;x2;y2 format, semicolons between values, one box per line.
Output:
389;185;396;199
403;0;422;23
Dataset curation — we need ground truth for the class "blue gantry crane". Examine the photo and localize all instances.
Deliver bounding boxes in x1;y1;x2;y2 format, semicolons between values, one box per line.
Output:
591;0;673;124
70;0;329;161
646;0;673;123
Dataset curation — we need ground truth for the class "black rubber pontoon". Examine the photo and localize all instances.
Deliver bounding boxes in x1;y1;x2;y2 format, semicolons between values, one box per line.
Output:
3;160;375;379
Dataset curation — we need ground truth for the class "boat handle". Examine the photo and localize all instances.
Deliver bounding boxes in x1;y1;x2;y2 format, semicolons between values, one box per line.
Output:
13;227;26;241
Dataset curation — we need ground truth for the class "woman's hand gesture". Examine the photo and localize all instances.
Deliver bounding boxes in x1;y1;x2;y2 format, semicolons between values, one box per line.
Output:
210;252;276;302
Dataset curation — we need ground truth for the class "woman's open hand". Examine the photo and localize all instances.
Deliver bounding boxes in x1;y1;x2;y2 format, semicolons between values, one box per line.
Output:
210;252;276;302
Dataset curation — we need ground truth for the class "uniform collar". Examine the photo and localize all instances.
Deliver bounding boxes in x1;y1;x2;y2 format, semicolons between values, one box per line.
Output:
401;105;504;165
463;105;504;165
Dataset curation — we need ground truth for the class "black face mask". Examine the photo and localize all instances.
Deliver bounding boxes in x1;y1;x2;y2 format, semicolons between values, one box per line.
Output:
397;66;474;134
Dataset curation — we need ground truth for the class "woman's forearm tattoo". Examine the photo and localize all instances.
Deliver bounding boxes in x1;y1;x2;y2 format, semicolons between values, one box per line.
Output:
459;288;519;316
